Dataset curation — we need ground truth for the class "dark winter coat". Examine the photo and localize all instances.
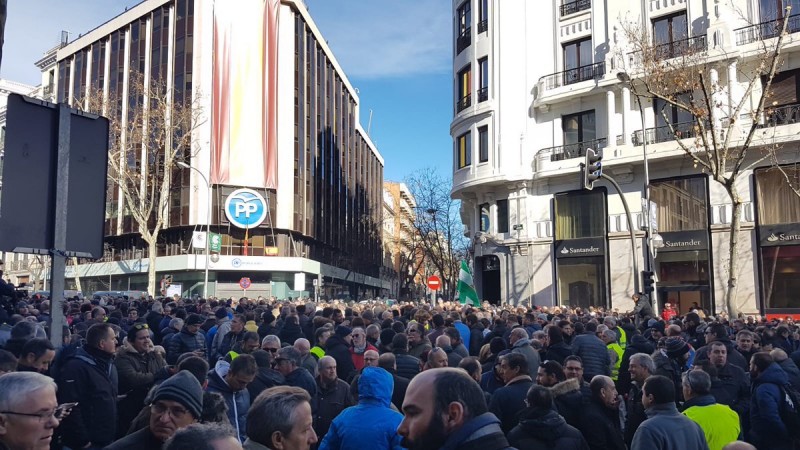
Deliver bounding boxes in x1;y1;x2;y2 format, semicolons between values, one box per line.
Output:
713;362;751;416
551;377;588;429
631;402;709;450
508;408;589;450
545;341;572;365
778;357;800;390
576;397;626;450
105;426;162;450
633;297;655;329
207;368;251;442
625;381;647;446
480;368;505;395
312;377;354;439
510;338;540;376
257;322;278;341
617;334;655;394
166;328;206;364
469;323;485;356
278;320;306;346
115;346;166;437
571;331;611;381
286;367;317;397
247;367;285;400
56;347;119;448
488;376;534;433
652;350;684;403
217;330;246;360
325;334;357;382
145;311;165;343
408;337;432;360
694;339;748;372
393;350;420;380
439;412;514;450
749;362;792;450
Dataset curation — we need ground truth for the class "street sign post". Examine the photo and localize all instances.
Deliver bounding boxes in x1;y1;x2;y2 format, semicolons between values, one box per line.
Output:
427;275;441;307
239;277;251;296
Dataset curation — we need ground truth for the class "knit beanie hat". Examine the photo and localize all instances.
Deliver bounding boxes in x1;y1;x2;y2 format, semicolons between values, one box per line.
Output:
153;370;203;419
665;337;690;358
379;329;396;348
215;308;228;320
185;314;204;326
335;325;352;338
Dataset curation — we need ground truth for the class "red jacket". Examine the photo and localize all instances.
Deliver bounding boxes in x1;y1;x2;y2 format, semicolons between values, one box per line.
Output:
661;307;677;321
350;343;379;371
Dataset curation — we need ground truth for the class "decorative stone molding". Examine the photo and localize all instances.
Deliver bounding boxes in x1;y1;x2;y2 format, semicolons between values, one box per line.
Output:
559;17;592;40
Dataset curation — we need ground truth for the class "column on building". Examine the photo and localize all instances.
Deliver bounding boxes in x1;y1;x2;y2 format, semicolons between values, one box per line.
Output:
621;86;631;144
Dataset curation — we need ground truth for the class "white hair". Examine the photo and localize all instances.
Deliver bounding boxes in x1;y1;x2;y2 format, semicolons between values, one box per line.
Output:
0;372;57;411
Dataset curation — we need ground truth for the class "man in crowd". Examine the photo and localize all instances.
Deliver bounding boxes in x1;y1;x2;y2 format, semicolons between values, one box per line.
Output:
294;338;318;378
735;330;757;365
434;335;462;368
748;352;793;450
210;308;232;359
653;337;692;402
577;375;625;450
536;359;565;387
247;349;285;400
391;333;420;380
310;326;332;360
489;352;534;433
398;367;511;450
244;386;318;450
507;385;589;449
631;375;709;450
57;323;119;449
625;353;655;446
318;367;403;450
427;347;449;370
552;356;589;428
695;324;748;372
682;369;740;450
275;346;317;397
0;372;61;450
164;423;243;450
406;323;431;359
107;371;203;449
510;327;540;375
349;327;378;371
217;315;247;361
15;338;55;374
325;326;356;382
207;353;257;442
706;340;750;415
116;321;166;436
378;353;410;410
313;356;353;440
571;322;610;381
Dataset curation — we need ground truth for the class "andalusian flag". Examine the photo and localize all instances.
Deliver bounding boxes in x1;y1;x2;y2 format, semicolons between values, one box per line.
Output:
457;260;479;305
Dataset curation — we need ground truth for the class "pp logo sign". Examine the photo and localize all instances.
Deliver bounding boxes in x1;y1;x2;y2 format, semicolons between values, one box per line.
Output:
224;189;268;229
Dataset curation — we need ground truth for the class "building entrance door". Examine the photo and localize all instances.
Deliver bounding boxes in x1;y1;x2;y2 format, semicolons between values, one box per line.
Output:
478;255;501;305
657;285;711;316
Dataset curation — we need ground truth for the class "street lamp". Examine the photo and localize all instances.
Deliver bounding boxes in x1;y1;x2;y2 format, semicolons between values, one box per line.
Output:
617;71;658;308
177;161;212;298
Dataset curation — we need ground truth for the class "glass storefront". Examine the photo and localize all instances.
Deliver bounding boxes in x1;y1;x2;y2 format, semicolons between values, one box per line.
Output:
554;190;607;308
756;166;800;310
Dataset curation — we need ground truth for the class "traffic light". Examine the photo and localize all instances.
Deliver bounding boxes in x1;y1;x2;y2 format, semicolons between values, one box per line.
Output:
583;148;603;190
642;270;655;295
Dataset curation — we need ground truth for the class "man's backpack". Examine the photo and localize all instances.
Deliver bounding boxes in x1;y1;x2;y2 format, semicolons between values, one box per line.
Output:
778;383;800;440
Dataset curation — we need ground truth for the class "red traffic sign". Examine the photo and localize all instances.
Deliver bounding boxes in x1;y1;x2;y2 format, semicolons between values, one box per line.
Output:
427;275;442;291
239;277;251;290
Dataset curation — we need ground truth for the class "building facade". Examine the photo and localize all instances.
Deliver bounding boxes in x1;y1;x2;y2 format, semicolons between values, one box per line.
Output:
451;0;800;316
382;181;426;299
41;0;386;299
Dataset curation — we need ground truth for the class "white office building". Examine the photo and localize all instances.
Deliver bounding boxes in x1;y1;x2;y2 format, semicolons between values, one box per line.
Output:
451;0;800;316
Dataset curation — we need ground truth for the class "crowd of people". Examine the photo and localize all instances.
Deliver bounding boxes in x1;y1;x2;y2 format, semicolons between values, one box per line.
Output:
0;288;798;450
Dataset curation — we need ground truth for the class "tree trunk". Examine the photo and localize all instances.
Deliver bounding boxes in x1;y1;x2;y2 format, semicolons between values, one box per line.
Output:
71;257;83;293
147;238;158;296
724;187;743;317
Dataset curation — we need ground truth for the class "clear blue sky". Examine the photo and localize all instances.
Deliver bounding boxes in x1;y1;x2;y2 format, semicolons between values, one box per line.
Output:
1;0;453;183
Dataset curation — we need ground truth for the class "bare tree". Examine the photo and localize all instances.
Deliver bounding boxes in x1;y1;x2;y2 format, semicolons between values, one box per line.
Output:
405;168;469;300
618;8;793;315
84;74;203;296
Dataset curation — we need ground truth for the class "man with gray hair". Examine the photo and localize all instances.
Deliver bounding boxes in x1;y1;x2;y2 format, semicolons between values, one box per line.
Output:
244;386;317;449
0;372;63;450
260;335;281;353
682;369;740;450
625;353;655;446
275;347;317;397
294;338;318;378
313;356;353;440
510;327;540;376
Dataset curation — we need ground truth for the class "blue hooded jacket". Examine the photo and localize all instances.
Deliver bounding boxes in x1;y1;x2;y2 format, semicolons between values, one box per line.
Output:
319;367;404;450
749;362;792;449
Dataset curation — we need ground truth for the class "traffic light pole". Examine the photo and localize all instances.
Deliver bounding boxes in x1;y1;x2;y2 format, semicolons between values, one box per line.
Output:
600;173;640;294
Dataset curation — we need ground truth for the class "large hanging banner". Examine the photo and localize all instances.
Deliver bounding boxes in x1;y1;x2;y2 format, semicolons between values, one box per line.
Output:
211;0;279;189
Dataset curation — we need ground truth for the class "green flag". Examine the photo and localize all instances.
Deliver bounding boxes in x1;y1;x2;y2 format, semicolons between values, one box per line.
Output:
457;260;479;306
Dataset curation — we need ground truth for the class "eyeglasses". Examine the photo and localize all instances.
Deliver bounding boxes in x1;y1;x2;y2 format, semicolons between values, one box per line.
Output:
265;347;279;353
352;334;364;338
150;402;189;420
0;403;73;423
132;323;150;331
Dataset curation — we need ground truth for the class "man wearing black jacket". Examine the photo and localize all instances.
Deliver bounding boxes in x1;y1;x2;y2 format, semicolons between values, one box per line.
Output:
312;355;354;439
325;326;356;382
57;323;120;449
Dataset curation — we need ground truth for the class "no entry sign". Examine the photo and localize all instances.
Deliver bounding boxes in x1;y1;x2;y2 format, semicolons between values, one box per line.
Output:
239;277;252;290
427;275;441;291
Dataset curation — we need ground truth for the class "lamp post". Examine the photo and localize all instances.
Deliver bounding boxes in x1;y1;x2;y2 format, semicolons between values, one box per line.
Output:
177;161;212;298
617;71;658;309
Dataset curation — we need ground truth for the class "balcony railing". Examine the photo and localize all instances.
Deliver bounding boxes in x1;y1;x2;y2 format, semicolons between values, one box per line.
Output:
736;14;800;46
478;19;488;33
632;121;697;146
758;103;800;128
541;137;607;162
456;28;471;55
477;86;488;103
653;35;706;59
456;94;472;113
541;61;605;90
560;0;591;16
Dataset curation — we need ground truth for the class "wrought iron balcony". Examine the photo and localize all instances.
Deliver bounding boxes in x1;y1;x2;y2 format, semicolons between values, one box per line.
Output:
478;19;488;33
540;61;605;90
758;103;800;128
477;86;488;103
560;0;591;16
632;121;697;146
541;137;606;162
653;35;706;59
736;14;800;46
456;94;471;113
456;28;471;55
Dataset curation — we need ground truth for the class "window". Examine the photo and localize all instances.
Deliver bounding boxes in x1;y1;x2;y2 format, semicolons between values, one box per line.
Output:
456;132;471;169
456;1;471;54
652;12;688;58
756;167;800;225
554;190;606;240
760;0;800;21
650;177;708;232
456;65;471;113
562;110;596;145
653;94;693;128
478;0;489;33
497;200;509;233
478;58;488;102
478;125;489;162
563;37;593;79
480;203;490;232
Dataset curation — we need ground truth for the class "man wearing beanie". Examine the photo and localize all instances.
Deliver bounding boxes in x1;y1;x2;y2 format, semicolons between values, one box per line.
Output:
166;313;207;364
325;326;357;382
653;336;692;403
106;370;203;449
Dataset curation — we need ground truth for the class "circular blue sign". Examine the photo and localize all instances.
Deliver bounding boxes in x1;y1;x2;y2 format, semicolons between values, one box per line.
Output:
225;188;268;229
